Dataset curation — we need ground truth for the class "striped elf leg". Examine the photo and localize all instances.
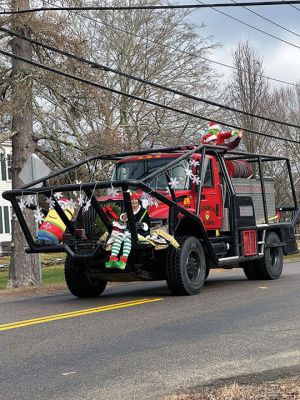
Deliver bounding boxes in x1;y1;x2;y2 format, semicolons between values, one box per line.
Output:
106;233;124;268
110;234;125;260
115;235;132;270
120;235;132;263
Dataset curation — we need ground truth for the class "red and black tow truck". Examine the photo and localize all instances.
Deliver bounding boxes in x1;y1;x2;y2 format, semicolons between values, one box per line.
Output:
3;143;299;297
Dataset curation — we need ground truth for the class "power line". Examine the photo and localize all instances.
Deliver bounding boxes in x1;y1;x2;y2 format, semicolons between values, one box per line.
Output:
230;0;300;39
1;1;300;14
290;3;300;11
1;48;300;145
66;9;300;88
196;0;300;50
2;26;299;130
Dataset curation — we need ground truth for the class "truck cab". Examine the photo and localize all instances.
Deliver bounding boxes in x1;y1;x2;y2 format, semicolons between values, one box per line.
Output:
110;153;223;232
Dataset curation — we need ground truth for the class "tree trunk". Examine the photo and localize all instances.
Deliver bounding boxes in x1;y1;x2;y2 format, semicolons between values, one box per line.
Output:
8;0;41;288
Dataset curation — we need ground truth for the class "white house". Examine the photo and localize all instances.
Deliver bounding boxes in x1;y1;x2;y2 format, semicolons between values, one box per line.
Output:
0;141;12;255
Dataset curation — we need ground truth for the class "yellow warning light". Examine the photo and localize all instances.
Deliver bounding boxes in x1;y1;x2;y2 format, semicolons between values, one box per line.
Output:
183;197;191;206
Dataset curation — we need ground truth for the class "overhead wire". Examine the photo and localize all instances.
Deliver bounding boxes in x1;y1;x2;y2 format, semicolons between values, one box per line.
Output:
1;48;300;145
1;1;300;14
1;26;299;129
230;0;300;39
196;0;300;50
289;3;300;11
63;9;299;88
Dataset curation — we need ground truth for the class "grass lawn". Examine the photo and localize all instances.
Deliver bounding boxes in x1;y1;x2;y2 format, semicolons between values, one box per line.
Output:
0;265;65;290
0;253;65;290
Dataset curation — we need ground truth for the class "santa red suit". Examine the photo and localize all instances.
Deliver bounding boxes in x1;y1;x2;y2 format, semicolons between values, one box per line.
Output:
201;122;242;150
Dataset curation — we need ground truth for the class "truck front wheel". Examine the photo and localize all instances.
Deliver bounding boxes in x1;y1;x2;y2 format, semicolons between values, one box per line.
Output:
166;236;206;295
243;231;283;280
65;256;107;298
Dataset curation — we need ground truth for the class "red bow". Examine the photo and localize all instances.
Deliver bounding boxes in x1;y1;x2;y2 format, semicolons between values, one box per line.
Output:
102;205;119;220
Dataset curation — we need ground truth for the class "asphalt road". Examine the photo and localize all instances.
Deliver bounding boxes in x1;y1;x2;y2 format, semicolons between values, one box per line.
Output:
0;262;299;400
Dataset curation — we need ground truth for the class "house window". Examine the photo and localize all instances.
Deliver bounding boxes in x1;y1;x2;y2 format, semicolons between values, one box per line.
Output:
7;154;12;180
1;158;6;181
0;154;12;181
0;207;3;234
4;206;10;233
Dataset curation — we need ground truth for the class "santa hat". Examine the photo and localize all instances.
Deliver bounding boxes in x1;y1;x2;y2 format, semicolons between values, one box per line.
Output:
209;121;221;131
201;133;217;144
130;193;139;200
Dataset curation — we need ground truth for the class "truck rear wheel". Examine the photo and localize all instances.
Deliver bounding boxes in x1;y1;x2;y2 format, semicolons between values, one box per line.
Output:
166;236;206;295
243;231;283;280
64;255;107;298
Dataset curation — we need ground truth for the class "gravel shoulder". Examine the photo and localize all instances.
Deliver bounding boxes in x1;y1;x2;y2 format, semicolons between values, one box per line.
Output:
164;366;300;399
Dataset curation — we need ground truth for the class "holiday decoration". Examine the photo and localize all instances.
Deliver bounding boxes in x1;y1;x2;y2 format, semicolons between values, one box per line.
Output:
184;167;193;179
93;202;121;237
33;207;45;224
140;192;158;209
201;121;243;149
107;186;119;198
191;174;201;185
78;193;86;207
66;198;77;211
24;195;35;207
141;195;150;209
54;192;63;200
207;121;221;134
201;133;217;144
151;197;159;208
73;180;82;196
189;159;199;167
36;198;75;245
168;177;179;189
105;192;150;270
19;197;27;211
83;199;92;213
46;196;55;209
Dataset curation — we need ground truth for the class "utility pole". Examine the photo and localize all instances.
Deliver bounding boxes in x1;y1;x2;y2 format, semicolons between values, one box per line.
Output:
8;0;41;287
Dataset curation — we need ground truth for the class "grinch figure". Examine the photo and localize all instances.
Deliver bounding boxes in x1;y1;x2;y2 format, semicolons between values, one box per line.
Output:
201;121;243;150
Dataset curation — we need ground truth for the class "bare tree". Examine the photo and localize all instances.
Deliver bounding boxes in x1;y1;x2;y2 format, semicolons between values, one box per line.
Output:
271;84;300;203
224;41;300;208
27;0;220;160
224;41;273;154
8;0;40;287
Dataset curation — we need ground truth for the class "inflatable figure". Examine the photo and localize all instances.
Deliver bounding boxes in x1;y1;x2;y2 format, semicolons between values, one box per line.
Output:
36;198;74;245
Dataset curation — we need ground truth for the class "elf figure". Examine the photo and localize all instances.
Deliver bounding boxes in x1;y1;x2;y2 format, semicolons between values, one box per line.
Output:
201;121;243;150
105;219;130;270
105;193;150;270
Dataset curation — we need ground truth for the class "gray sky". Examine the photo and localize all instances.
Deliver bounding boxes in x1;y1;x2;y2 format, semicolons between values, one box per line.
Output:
187;0;300;87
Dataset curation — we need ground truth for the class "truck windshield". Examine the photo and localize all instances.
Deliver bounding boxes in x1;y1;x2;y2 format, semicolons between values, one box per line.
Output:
112;157;190;190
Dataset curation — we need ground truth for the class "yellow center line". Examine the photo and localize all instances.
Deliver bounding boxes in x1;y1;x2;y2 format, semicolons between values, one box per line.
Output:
0;298;163;331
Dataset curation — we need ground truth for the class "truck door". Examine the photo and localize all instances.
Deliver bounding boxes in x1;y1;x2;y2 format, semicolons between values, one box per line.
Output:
198;156;223;230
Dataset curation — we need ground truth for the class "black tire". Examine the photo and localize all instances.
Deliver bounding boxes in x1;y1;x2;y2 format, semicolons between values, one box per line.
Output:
243;231;283;280
166;236;206;295
64;256;107;298
205;267;210;280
